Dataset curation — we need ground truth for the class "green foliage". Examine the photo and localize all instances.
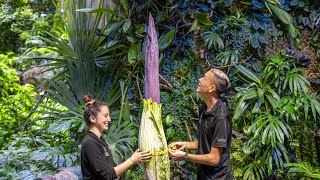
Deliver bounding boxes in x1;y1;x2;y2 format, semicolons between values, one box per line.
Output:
216;50;240;65
231;138;246;179
0;133;56;178
244;113;291;146
202;31;224;50
0;0;56;53
103;121;137;163
0;60;37;148
243;159;266;180
233;54;320;179
1;0;320;179
31;147;78;169
285;162;320;179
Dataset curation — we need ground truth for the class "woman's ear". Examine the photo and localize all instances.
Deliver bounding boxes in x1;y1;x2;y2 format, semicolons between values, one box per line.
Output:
89;116;96;123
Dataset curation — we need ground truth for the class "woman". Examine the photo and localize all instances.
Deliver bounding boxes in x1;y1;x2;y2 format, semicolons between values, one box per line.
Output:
81;94;152;179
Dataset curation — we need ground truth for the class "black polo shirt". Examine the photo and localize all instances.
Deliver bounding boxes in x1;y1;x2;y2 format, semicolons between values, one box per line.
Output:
81;131;117;180
197;99;233;180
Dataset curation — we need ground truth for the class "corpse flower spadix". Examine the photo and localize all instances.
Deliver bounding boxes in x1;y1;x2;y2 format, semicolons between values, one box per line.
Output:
138;13;170;180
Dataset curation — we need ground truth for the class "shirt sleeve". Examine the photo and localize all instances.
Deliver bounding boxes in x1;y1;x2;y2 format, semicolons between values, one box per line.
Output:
211;117;229;149
82;140;117;179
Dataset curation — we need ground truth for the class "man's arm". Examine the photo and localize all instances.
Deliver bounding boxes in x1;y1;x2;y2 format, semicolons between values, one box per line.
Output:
186;141;198;150
169;147;223;166
187;147;223;166
169;141;198;150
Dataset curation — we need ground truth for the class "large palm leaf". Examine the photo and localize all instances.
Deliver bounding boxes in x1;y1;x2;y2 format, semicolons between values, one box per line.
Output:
243;159;266;180
244;113;291;146
283;68;310;95
233;65;280;119
24;0;136;168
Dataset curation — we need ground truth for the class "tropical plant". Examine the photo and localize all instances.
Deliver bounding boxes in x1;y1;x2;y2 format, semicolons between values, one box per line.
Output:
285;162;320;179
18;0;137;172
233;54;320;179
216;50;240;66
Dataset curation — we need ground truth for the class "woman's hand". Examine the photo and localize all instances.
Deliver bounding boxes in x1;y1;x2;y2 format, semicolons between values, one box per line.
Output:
169;141;186;150
130;149;152;164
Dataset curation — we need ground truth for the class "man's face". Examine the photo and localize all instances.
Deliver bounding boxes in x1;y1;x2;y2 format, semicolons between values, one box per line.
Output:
197;70;215;94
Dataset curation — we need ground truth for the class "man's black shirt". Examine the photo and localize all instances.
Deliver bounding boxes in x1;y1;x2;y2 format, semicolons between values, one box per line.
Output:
197;99;233;180
81;131;117;180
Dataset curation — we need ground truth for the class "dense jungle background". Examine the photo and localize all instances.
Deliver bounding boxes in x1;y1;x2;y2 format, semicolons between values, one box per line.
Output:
0;0;320;179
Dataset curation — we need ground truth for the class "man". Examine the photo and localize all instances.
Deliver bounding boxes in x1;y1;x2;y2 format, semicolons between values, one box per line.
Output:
169;68;233;180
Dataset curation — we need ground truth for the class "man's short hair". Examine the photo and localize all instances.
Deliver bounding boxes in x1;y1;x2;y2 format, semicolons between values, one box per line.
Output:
210;68;231;94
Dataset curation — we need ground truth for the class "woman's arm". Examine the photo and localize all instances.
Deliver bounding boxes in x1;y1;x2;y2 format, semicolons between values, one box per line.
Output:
114;149;152;177
114;158;135;177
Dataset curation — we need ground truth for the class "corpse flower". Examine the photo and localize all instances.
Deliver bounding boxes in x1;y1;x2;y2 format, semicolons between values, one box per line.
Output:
138;13;170;180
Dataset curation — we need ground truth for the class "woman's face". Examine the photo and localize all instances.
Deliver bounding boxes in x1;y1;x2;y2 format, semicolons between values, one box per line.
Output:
92;105;111;132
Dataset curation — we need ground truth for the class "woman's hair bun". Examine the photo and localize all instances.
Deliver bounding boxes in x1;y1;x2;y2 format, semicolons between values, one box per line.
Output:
83;94;95;106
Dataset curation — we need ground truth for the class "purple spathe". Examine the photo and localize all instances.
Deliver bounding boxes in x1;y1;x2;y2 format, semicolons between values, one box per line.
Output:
144;13;160;104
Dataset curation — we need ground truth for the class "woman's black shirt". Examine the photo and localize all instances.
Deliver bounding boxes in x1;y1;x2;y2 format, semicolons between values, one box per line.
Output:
81;131;117;180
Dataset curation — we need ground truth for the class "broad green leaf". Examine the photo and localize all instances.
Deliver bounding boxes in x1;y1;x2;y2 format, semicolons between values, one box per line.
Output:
31;152;49;161
104;21;124;35
128;43;139;64
233;98;246;120
267;3;292;24
257;88;264;104
48;120;73;133
123;20;131;32
288;23;297;38
187;20;198;35
236;65;261;85
158;29;176;50
193;13;213;26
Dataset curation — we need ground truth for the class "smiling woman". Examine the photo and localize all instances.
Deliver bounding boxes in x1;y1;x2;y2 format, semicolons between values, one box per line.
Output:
81;94;152;180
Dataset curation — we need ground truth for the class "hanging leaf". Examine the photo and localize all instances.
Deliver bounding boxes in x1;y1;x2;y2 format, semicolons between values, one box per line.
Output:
158;29;176;51
267;3;292;24
236;65;261;85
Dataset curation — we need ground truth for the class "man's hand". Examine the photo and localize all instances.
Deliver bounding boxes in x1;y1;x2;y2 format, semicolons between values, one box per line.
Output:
169;142;186;150
168;149;187;160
